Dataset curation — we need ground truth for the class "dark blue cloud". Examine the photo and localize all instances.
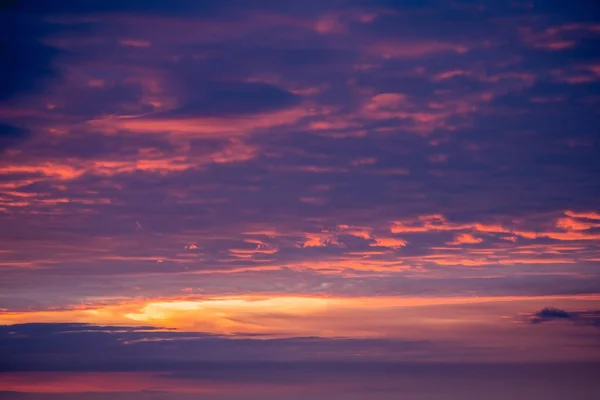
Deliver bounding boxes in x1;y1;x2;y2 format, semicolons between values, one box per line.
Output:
0;11;60;102
0;323;438;372
158;82;300;118
14;0;222;15
14;0;337;17
0;323;165;335
351;0;600;21
528;307;600;327
0;124;29;151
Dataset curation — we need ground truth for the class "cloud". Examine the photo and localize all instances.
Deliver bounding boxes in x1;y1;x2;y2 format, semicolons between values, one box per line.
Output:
0;323;165;335
158;81;301;118
0;0;600;365
0;9;60;102
370;237;407;249
0;124;29;151
565;210;600;220
520;23;600;51
367;41;469;59
0;322;438;372
447;233;483;245
13;0;222;15
526;307;600;327
390;211;600;243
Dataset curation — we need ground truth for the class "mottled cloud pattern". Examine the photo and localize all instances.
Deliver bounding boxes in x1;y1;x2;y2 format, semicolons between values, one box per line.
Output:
1;0;600;398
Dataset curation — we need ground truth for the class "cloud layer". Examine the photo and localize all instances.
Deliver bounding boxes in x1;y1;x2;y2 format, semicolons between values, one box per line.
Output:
1;0;600;397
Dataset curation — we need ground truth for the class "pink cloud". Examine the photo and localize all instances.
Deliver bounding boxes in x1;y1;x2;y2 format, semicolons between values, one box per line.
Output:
368;41;469;59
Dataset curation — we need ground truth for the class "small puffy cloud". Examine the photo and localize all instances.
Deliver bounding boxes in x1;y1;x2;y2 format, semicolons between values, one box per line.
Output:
530;307;573;323
370;237;407;249
447;233;483;245
301;231;343;248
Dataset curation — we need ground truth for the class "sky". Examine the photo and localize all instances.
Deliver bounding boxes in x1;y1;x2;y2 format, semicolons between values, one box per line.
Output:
1;0;600;398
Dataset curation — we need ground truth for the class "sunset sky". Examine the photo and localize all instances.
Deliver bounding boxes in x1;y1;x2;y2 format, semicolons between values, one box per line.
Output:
1;0;600;399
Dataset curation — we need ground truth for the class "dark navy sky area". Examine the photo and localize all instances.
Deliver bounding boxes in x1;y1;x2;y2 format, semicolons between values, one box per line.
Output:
1;1;600;398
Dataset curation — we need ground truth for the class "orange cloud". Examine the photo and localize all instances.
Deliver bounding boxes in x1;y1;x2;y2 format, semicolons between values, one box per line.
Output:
391;214;468;233
0;140;257;190
448;233;483;245
338;225;372;239
556;217;600;231
370;237;408;249
391;210;600;242
229;246;278;258
564;210;600;220
0;163;85;180
301;231;343;248
543;231;600;241
88;106;310;138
